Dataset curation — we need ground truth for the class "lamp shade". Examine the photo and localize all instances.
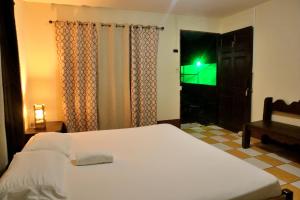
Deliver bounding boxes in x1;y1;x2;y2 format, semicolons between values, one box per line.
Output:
33;104;46;129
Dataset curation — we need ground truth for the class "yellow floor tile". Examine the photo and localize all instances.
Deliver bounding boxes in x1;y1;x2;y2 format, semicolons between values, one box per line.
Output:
223;141;241;148
201;127;212;131
221;129;234;134
226;149;251;159
251;146;269;154
183;129;198;134
223;134;239;140
189;132;205;139
256;154;284;166
265;167;300;183
281;184;300;200
200;137;218;144
201;132;216;137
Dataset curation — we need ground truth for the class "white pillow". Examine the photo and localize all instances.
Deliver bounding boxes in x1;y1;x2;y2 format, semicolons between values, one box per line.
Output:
23;132;71;157
0;150;68;200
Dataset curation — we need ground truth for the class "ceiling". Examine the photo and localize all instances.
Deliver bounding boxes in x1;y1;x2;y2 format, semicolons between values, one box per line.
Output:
24;0;269;17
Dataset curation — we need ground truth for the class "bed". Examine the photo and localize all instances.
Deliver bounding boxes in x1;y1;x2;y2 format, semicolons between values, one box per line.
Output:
0;124;293;200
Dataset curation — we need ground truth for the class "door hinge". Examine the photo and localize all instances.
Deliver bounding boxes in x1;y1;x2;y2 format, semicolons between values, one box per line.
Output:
231;40;235;47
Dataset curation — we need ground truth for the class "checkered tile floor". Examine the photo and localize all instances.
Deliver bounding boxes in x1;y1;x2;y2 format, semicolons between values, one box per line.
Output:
181;123;300;200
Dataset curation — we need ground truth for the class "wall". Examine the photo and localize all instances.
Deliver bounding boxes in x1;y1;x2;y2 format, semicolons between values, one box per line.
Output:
15;0;300;127
15;0;29;129
15;0;59;126
0;47;8;173
220;9;254;34
15;1;220;125
220;0;300;125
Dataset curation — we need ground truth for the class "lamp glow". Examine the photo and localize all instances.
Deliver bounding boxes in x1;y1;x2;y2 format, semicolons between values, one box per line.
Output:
193;56;207;67
33;104;46;129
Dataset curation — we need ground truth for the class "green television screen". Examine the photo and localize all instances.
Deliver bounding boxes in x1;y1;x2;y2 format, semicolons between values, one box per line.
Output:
181;60;217;86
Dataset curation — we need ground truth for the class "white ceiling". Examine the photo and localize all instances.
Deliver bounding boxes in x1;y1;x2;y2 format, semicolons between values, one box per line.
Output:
24;0;269;17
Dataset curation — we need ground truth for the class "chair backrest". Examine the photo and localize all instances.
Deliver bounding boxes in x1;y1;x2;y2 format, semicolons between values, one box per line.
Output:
263;97;300;122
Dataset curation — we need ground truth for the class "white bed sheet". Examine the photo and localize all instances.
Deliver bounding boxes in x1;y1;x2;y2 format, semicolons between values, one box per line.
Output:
66;124;281;200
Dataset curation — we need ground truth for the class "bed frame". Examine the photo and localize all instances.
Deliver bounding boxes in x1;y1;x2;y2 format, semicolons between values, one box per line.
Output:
274;189;293;200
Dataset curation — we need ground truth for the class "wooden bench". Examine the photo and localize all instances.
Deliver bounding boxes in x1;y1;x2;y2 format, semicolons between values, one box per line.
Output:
242;97;300;148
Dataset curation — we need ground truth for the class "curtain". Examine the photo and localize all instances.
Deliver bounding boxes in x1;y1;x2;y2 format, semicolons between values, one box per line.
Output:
130;26;159;127
0;0;24;163
97;24;131;130
0;47;8;173
54;22;98;132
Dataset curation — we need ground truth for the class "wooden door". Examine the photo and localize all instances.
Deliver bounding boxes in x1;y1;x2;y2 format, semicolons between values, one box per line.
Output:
218;27;253;132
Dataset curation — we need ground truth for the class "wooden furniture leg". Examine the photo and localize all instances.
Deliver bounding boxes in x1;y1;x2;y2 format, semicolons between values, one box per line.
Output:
282;188;293;200
242;125;251;148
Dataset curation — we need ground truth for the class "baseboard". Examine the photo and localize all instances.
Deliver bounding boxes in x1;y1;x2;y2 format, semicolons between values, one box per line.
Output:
157;119;181;128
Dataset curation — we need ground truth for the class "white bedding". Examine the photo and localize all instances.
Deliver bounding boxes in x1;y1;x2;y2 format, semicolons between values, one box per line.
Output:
66;124;281;200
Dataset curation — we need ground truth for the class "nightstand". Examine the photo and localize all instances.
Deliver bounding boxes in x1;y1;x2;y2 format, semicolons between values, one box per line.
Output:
25;121;67;142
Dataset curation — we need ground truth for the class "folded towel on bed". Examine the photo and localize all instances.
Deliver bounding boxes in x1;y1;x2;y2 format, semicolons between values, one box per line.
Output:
72;151;113;166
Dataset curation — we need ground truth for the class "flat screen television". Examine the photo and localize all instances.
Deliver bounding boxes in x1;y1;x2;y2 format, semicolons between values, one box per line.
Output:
180;31;217;86
181;59;216;86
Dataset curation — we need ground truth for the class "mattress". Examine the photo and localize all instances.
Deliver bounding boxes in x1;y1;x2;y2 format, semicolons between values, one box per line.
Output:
66;124;281;200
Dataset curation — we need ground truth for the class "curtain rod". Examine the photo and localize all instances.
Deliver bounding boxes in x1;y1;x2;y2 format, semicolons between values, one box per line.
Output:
48;20;164;30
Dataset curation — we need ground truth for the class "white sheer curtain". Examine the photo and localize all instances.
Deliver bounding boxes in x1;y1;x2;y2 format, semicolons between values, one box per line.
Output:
0;47;8;172
97;24;131;130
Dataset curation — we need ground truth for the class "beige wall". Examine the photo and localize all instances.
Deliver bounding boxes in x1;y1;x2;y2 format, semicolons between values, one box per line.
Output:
220;9;254;34
220;0;300;125
16;0;300;127
15;1;59;127
15;1;220;125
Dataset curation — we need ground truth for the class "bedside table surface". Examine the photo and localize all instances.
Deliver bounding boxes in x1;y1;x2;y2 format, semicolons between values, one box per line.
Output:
25;121;66;135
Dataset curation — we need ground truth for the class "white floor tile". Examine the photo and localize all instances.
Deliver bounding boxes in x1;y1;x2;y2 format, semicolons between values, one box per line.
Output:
278;179;287;186
210;130;225;136
191;122;203;126
234;138;242;144
207;125;223;130
228;133;239;139
190;133;206;139
277;164;300;177
237;131;243;136
266;153;292;163
238;148;262;156
190;127;205;132
180;123;195;129
211;136;229;142
291;181;300;189
244;157;272;169
212;143;232;151
233;138;257;145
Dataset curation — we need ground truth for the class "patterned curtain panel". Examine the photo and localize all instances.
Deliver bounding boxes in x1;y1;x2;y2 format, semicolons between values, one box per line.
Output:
54;22;98;132
130;26;160;127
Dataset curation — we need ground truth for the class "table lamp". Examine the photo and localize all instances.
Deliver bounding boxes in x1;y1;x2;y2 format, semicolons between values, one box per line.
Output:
33;104;46;129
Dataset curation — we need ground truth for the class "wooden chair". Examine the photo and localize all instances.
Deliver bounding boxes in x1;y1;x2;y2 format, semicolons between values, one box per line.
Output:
242;97;300;148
